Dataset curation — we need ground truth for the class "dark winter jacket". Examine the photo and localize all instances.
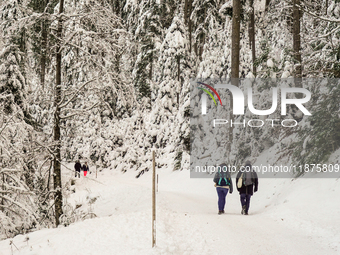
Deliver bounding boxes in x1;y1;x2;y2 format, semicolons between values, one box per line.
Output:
75;162;82;172
82;164;89;172
236;164;258;195
213;164;233;194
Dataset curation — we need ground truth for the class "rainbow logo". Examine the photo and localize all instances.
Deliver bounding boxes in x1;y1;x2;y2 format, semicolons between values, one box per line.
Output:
197;82;222;106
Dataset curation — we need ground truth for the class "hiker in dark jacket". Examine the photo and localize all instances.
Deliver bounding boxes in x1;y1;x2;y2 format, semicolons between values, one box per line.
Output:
74;160;82;178
213;164;233;215
236;160;258;215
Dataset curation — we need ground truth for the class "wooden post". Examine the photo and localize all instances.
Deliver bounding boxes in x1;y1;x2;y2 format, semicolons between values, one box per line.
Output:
157;174;159;193
152;151;156;247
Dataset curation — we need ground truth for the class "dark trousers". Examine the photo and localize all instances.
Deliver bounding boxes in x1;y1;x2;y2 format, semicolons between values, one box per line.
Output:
240;193;251;212
216;187;229;211
75;170;80;178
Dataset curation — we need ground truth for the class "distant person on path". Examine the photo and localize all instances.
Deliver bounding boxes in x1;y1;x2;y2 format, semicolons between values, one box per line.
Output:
74;160;82;178
213;164;233;215
236;160;258;215
83;162;89;177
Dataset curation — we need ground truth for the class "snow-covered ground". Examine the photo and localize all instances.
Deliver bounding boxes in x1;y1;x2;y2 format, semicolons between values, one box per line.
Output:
0;159;339;255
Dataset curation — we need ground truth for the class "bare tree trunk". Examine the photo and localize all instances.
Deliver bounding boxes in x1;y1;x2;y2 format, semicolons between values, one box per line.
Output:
249;0;256;76
231;0;241;79
149;52;153;80
40;0;50;89
41;37;46;88
1;173;4;212
184;0;189;24
177;55;180;105
110;0;120;17
230;0;241;157
293;0;302;80
265;0;271;11
188;0;192;53
199;34;205;61
53;0;64;227
199;7;207;60
41;20;48;89
189;18;192;53
326;0;328;15
0;148;3;212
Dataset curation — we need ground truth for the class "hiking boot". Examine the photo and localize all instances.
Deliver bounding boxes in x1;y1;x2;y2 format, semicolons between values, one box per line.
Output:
218;210;225;215
241;205;246;215
245;211;248;215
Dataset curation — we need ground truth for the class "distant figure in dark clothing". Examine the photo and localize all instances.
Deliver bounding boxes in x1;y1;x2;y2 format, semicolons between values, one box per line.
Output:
236;160;258;215
82;162;89;177
74;160;81;178
213;164;233;215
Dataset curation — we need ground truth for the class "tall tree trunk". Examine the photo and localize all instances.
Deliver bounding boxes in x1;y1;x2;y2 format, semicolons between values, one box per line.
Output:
199;7;207;60
249;0;256;76
184;0;189;24
293;0;302;80
40;0;50;89
41;20;48;89
177;55;180;105
1;148;3;212
1;173;4;212
41;34;46;88
149;51;153;80
187;0;192;53
230;0;241;157
231;0;241;79
188;18;192;53
265;0;271;11
199;34;205;61
53;0;64;227
110;0;120;17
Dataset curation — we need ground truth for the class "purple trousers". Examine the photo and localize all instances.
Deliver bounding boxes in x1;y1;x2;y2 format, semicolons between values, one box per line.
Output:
216;187;229;211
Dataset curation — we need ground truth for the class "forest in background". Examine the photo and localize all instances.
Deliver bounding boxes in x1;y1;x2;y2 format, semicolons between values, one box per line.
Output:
0;0;339;239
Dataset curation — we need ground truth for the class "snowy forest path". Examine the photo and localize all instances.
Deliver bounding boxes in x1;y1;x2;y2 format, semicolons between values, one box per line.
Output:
0;169;339;255
156;172;339;255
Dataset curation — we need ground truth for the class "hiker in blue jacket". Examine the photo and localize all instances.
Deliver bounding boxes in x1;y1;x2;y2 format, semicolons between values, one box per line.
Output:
236;160;258;215
213;164;233;215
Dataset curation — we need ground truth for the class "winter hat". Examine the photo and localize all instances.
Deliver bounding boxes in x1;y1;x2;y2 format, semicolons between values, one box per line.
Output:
245;160;251;166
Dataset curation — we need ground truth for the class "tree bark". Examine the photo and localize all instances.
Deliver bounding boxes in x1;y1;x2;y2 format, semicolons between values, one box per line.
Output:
230;0;241;157
188;0;192;53
249;0;256;76
41;17;48;89
0;148;3;212
149;51;153;80
231;0;241;80
110;0;120;17
53;0;64;227
293;0;302;80
265;0;271;11
199;6;207;60
184;0;189;25
199;33;205;61
177;55;180;105
40;0;50;89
